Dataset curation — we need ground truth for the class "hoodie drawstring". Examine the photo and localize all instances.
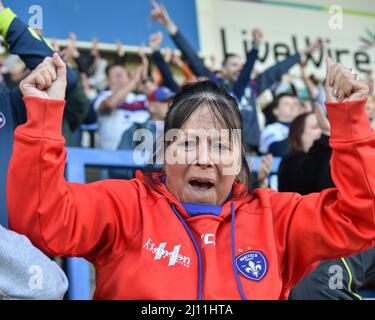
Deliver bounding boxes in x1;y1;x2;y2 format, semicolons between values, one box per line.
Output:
171;204;203;300
171;203;247;300
231;203;248;300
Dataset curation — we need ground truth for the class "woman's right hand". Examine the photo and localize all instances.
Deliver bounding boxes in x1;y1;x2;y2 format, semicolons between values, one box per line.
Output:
20;53;67;100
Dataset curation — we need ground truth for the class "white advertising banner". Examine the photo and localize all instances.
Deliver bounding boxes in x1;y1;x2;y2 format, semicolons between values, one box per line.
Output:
196;0;375;77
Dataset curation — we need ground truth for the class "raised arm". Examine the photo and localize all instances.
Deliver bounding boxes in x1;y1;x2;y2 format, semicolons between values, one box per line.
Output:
150;0;212;80
150;31;179;93
0;4;76;92
232;28;263;100
300;60;319;100
172;53;197;84
270;58;375;293
0;3;78;125
98;66;142;114
7;55;142;265
255;38;322;95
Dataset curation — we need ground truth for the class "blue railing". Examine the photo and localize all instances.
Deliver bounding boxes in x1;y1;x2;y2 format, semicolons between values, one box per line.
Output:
64;147;281;299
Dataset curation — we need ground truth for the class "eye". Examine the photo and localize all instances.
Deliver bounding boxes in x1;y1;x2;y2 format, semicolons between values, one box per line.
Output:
212;143;230;152
178;140;197;151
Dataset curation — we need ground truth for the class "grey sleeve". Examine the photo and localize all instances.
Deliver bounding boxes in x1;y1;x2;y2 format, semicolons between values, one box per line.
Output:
0;225;68;300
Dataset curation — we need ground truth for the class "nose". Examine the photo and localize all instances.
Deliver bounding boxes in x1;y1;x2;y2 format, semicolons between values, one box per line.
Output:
196;142;213;169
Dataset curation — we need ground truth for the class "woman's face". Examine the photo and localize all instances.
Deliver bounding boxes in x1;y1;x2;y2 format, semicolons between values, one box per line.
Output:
164;105;241;206
301;114;322;152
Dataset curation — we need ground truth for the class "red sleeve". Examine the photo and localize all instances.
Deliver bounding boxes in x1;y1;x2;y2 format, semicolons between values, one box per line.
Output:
7;97;142;266
271;98;375;289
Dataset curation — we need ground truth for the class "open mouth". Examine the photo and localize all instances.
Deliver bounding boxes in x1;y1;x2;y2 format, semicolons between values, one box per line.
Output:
188;178;215;192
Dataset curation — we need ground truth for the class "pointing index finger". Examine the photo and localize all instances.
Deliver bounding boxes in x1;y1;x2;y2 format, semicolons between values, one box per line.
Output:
150;0;159;10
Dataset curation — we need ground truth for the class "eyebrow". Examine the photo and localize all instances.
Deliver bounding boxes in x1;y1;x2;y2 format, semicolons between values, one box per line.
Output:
176;132;233;143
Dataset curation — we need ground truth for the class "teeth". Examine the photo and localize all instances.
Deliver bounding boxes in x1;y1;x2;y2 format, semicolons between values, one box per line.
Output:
189;180;213;191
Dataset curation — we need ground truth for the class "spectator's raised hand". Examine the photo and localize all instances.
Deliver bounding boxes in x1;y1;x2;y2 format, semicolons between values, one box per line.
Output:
150;0;177;34
91;37;100;59
131;65;145;88
313;102;330;136
257;154;273;188
325;57;369;103
0;1;4;12
138;43;146;59
302;37;323;56
50;38;60;52
252;28;264;46
69;32;77;45
67;32;79;57
172;52;184;68
150;0;170;25
138;44;150;81
20;53;67;100
63;33;78;63
164;47;173;63
115;39;126;57
149;32;163;51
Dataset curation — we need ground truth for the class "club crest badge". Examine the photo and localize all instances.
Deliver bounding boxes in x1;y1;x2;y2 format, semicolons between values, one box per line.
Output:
0;112;5;129
236;250;268;281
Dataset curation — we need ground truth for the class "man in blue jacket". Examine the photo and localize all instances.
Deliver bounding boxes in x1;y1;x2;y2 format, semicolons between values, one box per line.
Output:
0;2;77;226
150;0;321;151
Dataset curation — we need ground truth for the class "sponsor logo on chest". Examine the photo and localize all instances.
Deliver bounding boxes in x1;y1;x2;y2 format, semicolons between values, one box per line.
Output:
143;237;191;268
201;233;215;248
236;250;268;281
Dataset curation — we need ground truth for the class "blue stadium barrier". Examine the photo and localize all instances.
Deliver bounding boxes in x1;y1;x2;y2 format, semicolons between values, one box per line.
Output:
65;147;281;299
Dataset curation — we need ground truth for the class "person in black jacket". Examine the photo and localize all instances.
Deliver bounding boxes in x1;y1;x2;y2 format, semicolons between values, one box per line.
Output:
278;104;332;194
0;3;77;226
289;247;375;300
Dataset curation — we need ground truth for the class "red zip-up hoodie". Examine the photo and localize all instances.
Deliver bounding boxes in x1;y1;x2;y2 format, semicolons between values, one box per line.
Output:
7;96;375;300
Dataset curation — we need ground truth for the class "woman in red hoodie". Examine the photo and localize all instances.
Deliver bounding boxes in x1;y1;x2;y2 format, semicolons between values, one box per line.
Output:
7;53;375;300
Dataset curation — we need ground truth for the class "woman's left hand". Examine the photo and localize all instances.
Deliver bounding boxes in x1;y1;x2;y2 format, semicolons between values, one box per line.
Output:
325;57;369;103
